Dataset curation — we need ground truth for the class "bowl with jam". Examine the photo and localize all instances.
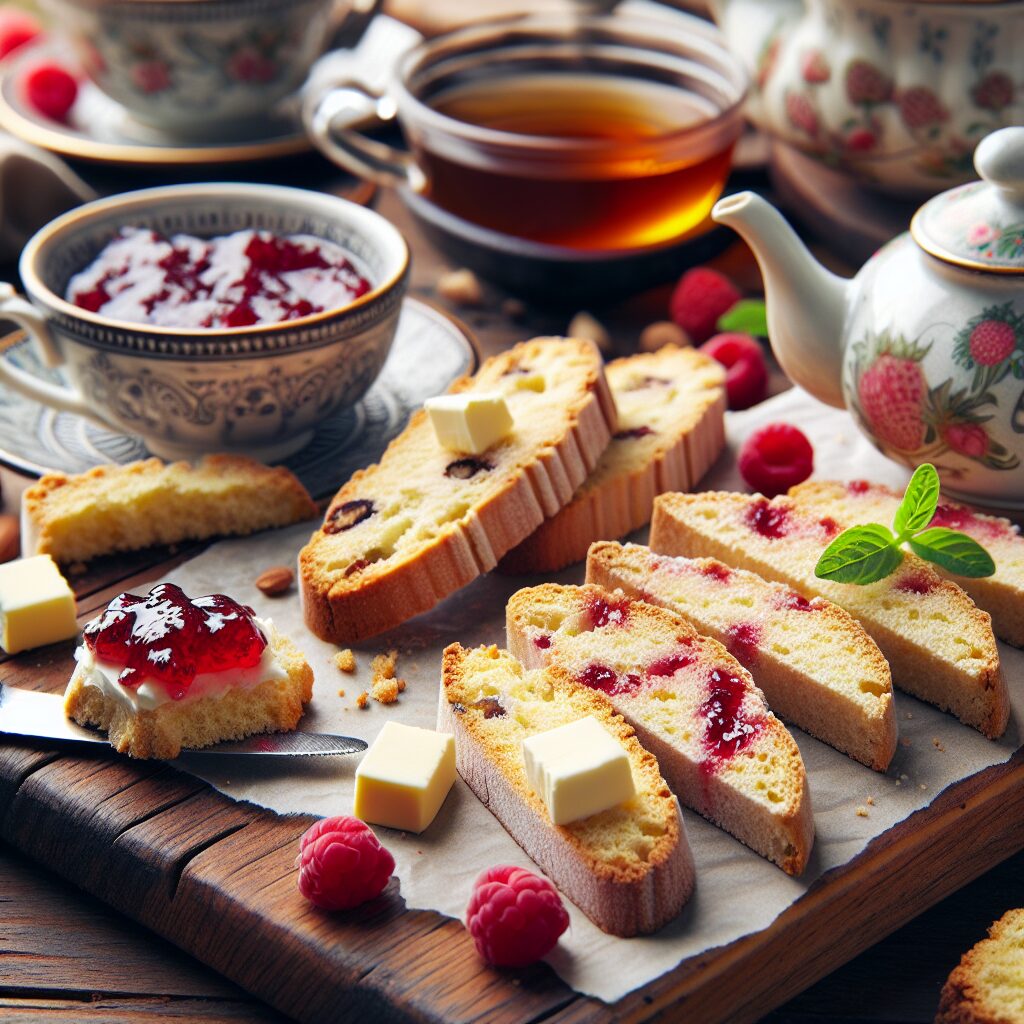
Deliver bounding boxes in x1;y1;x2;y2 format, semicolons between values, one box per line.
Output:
0;182;409;461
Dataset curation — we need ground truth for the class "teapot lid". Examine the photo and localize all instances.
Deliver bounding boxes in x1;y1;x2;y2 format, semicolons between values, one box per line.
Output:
911;127;1024;275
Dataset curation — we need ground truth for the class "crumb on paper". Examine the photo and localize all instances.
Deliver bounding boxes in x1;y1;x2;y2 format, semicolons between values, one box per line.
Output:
905;712;914;719
933;737;945;751
337;687;346;697
356;691;369;709
371;649;398;681
866;796;875;806
901;737;913;747
334;649;356;673
856;806;869;818
372;676;404;705
919;783;927;791
438;268;483;306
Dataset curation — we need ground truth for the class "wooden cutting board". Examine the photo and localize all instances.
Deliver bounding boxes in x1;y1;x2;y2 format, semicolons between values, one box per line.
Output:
2;547;1023;1024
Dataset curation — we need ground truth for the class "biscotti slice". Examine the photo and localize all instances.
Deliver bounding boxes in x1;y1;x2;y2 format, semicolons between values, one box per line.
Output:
500;345;726;573
22;455;318;564
65;620;314;760
791;479;1024;648
651;492;1008;739
506;583;814;875
936;908;1024;1024
301;338;616;644
585;541;896;770
438;642;694;936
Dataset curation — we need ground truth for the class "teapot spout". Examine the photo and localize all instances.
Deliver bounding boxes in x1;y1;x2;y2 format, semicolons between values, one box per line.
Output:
712;191;851;409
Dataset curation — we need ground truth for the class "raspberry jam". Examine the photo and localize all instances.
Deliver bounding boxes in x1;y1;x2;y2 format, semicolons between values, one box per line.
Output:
614;426;655;440
931;502;1011;542
894;570;936;596
647;651;697;678
67;227;372;329
82;583;267;699
776;590;814;612
700;561;732;583
700;667;762;770
725;621;762;666
533;634;552;650
585;594;631;629
578;663;642;697
745;498;792;539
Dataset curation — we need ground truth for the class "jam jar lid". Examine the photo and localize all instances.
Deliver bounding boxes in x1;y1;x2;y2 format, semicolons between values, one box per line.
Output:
911;127;1024;275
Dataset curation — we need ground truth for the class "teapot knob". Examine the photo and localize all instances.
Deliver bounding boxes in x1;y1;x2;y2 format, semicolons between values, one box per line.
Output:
975;127;1024;207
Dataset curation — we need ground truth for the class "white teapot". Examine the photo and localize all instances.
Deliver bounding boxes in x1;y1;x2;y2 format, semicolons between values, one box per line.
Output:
708;0;1023;195
713;127;1024;508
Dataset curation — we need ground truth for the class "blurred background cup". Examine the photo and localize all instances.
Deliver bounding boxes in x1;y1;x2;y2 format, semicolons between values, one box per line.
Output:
38;0;381;138
304;11;748;253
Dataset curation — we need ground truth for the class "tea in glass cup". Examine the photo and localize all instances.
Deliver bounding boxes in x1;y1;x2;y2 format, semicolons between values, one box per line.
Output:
306;13;748;252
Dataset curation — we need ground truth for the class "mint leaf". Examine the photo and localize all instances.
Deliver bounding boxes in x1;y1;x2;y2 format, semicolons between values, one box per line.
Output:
893;463;940;538
815;524;903;584
909;528;995;578
717;299;768;336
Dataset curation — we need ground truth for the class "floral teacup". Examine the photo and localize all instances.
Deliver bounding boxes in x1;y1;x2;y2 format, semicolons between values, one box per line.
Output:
40;0;378;137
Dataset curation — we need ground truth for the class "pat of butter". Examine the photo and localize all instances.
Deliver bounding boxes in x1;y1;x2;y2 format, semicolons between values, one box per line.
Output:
354;721;456;833
522;716;635;826
424;391;513;454
0;554;77;654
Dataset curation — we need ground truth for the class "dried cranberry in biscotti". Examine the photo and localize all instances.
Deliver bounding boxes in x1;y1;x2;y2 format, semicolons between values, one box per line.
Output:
465;865;569;967
700;332;768;410
323;499;375;534
296;816;395;911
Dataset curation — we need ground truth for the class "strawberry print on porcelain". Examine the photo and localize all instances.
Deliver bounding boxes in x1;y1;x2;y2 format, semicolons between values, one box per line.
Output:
712;128;1024;509
708;0;1023;196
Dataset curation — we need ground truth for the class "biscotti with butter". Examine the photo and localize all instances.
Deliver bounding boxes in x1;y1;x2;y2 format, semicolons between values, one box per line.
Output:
22;455;317;564
301;338;616;644
790;479;1024;648
651;491;1008;739
500;345;726;573
438;642;694;937
65;623;313;760
506;583;814;875
585;541;897;770
936;908;1024;1024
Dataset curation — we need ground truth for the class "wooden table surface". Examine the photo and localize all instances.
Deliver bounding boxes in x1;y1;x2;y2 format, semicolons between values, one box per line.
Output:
0;182;1019;1024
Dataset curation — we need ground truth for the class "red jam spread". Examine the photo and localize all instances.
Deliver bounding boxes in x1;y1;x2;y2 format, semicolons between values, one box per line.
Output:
67;227;372;329
578;663;642;697
585;594;631;629
700;561;732;583
699;667;762;771
775;590;814;612
894;570;936;595
724;621;762;666
930;502;1012;542
83;583;267;699
745;498;792;539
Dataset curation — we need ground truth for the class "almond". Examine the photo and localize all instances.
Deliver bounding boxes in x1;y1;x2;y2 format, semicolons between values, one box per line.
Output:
0;514;18;563
255;565;294;597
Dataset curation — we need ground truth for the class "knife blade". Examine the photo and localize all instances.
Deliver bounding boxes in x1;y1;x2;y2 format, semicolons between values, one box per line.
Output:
0;682;367;758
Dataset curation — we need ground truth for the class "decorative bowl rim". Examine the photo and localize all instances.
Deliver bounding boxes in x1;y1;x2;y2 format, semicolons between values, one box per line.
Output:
19;181;411;338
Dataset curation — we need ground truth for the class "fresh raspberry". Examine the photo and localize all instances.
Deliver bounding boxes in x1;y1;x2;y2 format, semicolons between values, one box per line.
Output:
22;61;78;122
0;8;41;60
669;268;742;344
700;332;768;410
738;423;814;497
465;865;569;967
296;816;395;911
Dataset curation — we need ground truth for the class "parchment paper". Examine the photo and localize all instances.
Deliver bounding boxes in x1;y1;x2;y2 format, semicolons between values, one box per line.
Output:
160;387;1022;1003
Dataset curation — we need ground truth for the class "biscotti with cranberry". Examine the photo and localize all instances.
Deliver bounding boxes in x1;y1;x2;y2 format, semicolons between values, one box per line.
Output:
790;479;1024;648
936;908;1024;1024
651;491;1007;739
506;583;814;875
585;541;897;770
65;622;314;760
438;642;694;937
21;455;317;564
500;345;726;573
300;338;616;644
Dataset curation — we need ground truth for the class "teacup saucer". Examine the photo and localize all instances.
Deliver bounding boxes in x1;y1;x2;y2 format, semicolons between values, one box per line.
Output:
0;39;310;167
0;298;478;500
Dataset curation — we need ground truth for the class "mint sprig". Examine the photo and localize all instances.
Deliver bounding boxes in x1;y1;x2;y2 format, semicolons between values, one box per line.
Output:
717;299;768;337
813;464;995;585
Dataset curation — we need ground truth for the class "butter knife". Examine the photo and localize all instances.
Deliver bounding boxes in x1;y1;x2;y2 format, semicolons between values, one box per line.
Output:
0;682;367;758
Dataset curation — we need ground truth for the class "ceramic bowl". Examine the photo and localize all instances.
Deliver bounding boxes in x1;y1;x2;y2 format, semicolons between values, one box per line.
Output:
0;182;409;462
39;0;356;137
